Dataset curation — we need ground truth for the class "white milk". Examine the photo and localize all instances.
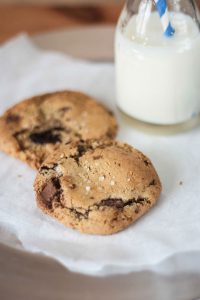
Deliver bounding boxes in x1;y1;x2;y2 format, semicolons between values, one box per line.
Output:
115;12;200;125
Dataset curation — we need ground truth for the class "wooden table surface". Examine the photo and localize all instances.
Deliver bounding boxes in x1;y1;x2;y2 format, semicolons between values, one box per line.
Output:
0;4;122;43
1;2;200;44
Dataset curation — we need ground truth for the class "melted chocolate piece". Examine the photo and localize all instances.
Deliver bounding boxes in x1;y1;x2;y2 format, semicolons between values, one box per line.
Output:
67;197;149;220
98;197;148;209
40;181;57;209
100;199;124;209
70;142;93;164
29;129;62;144
39;177;61;209
52;177;61;189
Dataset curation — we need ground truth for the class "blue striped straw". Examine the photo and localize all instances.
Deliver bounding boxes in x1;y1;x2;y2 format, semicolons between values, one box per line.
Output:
154;0;175;37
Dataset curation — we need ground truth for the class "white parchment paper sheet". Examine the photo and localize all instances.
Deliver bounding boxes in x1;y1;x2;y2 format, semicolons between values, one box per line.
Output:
0;35;200;275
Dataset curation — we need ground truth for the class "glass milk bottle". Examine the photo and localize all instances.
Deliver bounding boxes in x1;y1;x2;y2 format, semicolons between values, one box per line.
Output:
115;0;200;125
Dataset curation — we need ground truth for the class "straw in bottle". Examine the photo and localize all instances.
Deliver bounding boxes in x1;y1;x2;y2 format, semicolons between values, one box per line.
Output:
154;0;175;37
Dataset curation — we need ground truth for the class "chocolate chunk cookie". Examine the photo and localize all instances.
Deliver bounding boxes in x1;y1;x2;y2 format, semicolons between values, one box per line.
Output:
34;140;162;235
0;91;117;169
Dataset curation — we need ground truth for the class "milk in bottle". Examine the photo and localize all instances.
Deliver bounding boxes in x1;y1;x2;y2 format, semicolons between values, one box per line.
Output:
115;0;200;125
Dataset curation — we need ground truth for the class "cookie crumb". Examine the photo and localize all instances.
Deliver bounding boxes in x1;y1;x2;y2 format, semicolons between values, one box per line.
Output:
179;181;183;185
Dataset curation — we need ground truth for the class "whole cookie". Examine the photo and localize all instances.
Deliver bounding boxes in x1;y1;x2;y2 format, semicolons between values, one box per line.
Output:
34;140;162;235
0;91;117;169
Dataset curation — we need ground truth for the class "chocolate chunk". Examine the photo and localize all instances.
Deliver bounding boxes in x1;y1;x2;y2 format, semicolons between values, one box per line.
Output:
52;177;61;189
39;177;61;209
6;114;21;123
29;129;62;144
